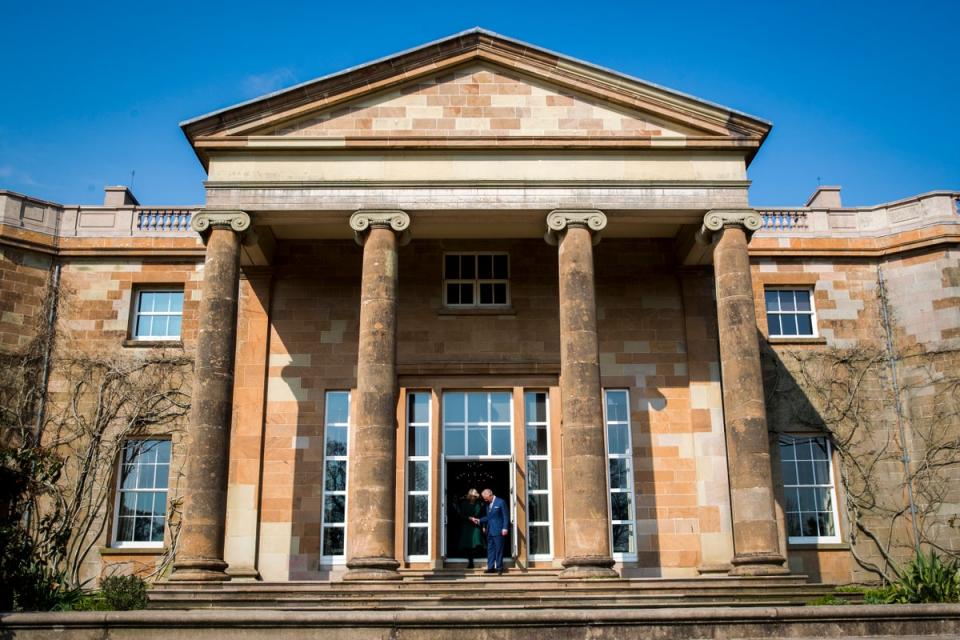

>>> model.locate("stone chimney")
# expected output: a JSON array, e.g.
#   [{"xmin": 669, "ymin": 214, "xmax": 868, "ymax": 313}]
[
  {"xmin": 805, "ymin": 185, "xmax": 842, "ymax": 208},
  {"xmin": 103, "ymin": 185, "xmax": 139, "ymax": 207}
]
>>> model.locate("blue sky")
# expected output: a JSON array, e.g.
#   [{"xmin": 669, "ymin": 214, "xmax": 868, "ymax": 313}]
[{"xmin": 1, "ymin": 0, "xmax": 957, "ymax": 207}]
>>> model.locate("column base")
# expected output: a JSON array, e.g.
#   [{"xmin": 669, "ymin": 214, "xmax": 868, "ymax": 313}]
[
  {"xmin": 559, "ymin": 555, "xmax": 619, "ymax": 580},
  {"xmin": 728, "ymin": 552, "xmax": 790, "ymax": 576},
  {"xmin": 168, "ymin": 558, "xmax": 231, "ymax": 582},
  {"xmin": 343, "ymin": 556, "xmax": 402, "ymax": 581},
  {"xmin": 226, "ymin": 565, "xmax": 261, "ymax": 581}
]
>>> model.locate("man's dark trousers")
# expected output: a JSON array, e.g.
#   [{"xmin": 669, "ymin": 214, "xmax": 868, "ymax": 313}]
[{"xmin": 487, "ymin": 528, "xmax": 505, "ymax": 571}]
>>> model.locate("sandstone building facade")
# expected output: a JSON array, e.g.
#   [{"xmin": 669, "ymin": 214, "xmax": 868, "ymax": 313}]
[{"xmin": 1, "ymin": 30, "xmax": 958, "ymax": 587}]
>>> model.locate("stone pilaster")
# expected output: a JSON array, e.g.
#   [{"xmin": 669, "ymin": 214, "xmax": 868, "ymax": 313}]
[
  {"xmin": 343, "ymin": 210, "xmax": 409, "ymax": 581},
  {"xmin": 170, "ymin": 210, "xmax": 250, "ymax": 582},
  {"xmin": 702, "ymin": 209, "xmax": 788, "ymax": 576},
  {"xmin": 547, "ymin": 209, "xmax": 618, "ymax": 580}
]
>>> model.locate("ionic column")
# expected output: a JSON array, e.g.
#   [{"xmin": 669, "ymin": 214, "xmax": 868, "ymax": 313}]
[
  {"xmin": 546, "ymin": 210, "xmax": 618, "ymax": 580},
  {"xmin": 701, "ymin": 210, "xmax": 788, "ymax": 576},
  {"xmin": 171, "ymin": 210, "xmax": 250, "ymax": 581},
  {"xmin": 343, "ymin": 210, "xmax": 410, "ymax": 581}
]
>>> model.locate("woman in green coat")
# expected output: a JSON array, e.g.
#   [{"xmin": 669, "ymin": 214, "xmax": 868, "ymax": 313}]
[{"xmin": 456, "ymin": 488, "xmax": 485, "ymax": 568}]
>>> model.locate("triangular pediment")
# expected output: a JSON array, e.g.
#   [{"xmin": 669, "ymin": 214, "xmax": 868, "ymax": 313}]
[
  {"xmin": 260, "ymin": 62, "xmax": 699, "ymax": 139},
  {"xmin": 182, "ymin": 29, "xmax": 771, "ymax": 164}
]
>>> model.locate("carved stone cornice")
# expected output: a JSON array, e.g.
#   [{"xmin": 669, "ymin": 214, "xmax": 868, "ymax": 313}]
[
  {"xmin": 696, "ymin": 209, "xmax": 763, "ymax": 244},
  {"xmin": 544, "ymin": 209, "xmax": 608, "ymax": 246},
  {"xmin": 191, "ymin": 210, "xmax": 252, "ymax": 244},
  {"xmin": 349, "ymin": 210, "xmax": 411, "ymax": 245}
]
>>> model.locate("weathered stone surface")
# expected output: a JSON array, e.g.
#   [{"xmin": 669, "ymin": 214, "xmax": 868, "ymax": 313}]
[
  {"xmin": 554, "ymin": 220, "xmax": 617, "ymax": 579},
  {"xmin": 170, "ymin": 224, "xmax": 244, "ymax": 581},
  {"xmin": 345, "ymin": 223, "xmax": 402, "ymax": 580},
  {"xmin": 712, "ymin": 223, "xmax": 787, "ymax": 576}
]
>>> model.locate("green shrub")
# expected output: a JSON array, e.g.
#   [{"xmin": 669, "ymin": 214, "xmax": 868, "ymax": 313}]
[
  {"xmin": 863, "ymin": 585, "xmax": 897, "ymax": 604},
  {"xmin": 886, "ymin": 551, "xmax": 960, "ymax": 604},
  {"xmin": 100, "ymin": 575, "xmax": 149, "ymax": 611},
  {"xmin": 807, "ymin": 594, "xmax": 850, "ymax": 606}
]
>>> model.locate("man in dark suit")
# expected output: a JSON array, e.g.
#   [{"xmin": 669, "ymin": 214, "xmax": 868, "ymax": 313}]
[{"xmin": 470, "ymin": 488, "xmax": 509, "ymax": 574}]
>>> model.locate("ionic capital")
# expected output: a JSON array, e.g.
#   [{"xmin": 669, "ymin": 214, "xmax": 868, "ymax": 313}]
[
  {"xmin": 349, "ymin": 210, "xmax": 411, "ymax": 246},
  {"xmin": 544, "ymin": 209, "xmax": 608, "ymax": 246},
  {"xmin": 697, "ymin": 209, "xmax": 762, "ymax": 244},
  {"xmin": 191, "ymin": 210, "xmax": 252, "ymax": 244}
]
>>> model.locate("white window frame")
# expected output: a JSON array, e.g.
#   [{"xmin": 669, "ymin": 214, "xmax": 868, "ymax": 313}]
[
  {"xmin": 111, "ymin": 439, "xmax": 171, "ymax": 549},
  {"xmin": 603, "ymin": 389, "xmax": 637, "ymax": 561},
  {"xmin": 405, "ymin": 391, "xmax": 432, "ymax": 562},
  {"xmin": 442, "ymin": 252, "xmax": 511, "ymax": 308},
  {"xmin": 764, "ymin": 287, "xmax": 818, "ymax": 338},
  {"xmin": 320, "ymin": 390, "xmax": 350, "ymax": 564},
  {"xmin": 131, "ymin": 288, "xmax": 184, "ymax": 341},
  {"xmin": 780, "ymin": 434, "xmax": 842, "ymax": 544},
  {"xmin": 442, "ymin": 391, "xmax": 514, "ymax": 459},
  {"xmin": 524, "ymin": 390, "xmax": 553, "ymax": 561}
]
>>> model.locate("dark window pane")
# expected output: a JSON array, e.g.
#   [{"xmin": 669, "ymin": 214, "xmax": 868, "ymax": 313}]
[
  {"xmin": 460, "ymin": 255, "xmax": 475, "ymax": 279},
  {"xmin": 121, "ymin": 464, "xmax": 138, "ymax": 490},
  {"xmin": 812, "ymin": 438, "xmax": 829, "ymax": 460},
  {"xmin": 801, "ymin": 513, "xmax": 819, "ymax": 537},
  {"xmin": 529, "ymin": 524, "xmax": 550, "ymax": 556},
  {"xmin": 467, "ymin": 393, "xmax": 486, "ymax": 423},
  {"xmin": 797, "ymin": 460, "xmax": 815, "ymax": 485},
  {"xmin": 813, "ymin": 460, "xmax": 831, "ymax": 485},
  {"xmin": 409, "ymin": 461, "xmax": 429, "ymax": 492},
  {"xmin": 493, "ymin": 254, "xmax": 508, "ymax": 279},
  {"xmin": 780, "ymin": 438, "xmax": 796, "ymax": 460},
  {"xmin": 612, "ymin": 524, "xmax": 633, "ymax": 553},
  {"xmin": 119, "ymin": 492, "xmax": 137, "ymax": 518},
  {"xmin": 325, "ymin": 426, "xmax": 347, "ymax": 457},
  {"xmin": 527, "ymin": 460, "xmax": 548, "ymax": 491},
  {"xmin": 611, "ymin": 492, "xmax": 630, "ymax": 521},
  {"xmin": 444, "ymin": 393, "xmax": 465, "ymax": 423},
  {"xmin": 325, "ymin": 460, "xmax": 346, "ymax": 492},
  {"xmin": 324, "ymin": 495, "xmax": 345, "ymax": 524},
  {"xmin": 786, "ymin": 513, "xmax": 802, "ymax": 537},
  {"xmin": 138, "ymin": 464, "xmax": 156, "ymax": 489},
  {"xmin": 408, "ymin": 494, "xmax": 428, "ymax": 524},
  {"xmin": 780, "ymin": 460, "xmax": 798, "ymax": 486},
  {"xmin": 491, "ymin": 427, "xmax": 511, "ymax": 455},
  {"xmin": 136, "ymin": 492, "xmax": 154, "ymax": 517},
  {"xmin": 781, "ymin": 314, "xmax": 798, "ymax": 335},
  {"xmin": 526, "ymin": 426, "xmax": 548, "ymax": 456},
  {"xmin": 477, "ymin": 254, "xmax": 492, "ymax": 279},
  {"xmin": 818, "ymin": 512, "xmax": 836, "ymax": 537},
  {"xmin": 323, "ymin": 527, "xmax": 344, "ymax": 556},
  {"xmin": 529, "ymin": 494, "xmax": 549, "ymax": 523},
  {"xmin": 767, "ymin": 314, "xmax": 781, "ymax": 335},
  {"xmin": 815, "ymin": 487, "xmax": 833, "ymax": 512},
  {"xmin": 785, "ymin": 487, "xmax": 799, "ymax": 513},
  {"xmin": 150, "ymin": 517, "xmax": 165, "ymax": 542},
  {"xmin": 796, "ymin": 439, "xmax": 814, "ymax": 460},
  {"xmin": 479, "ymin": 283, "xmax": 493, "ymax": 304},
  {"xmin": 459, "ymin": 284, "xmax": 474, "ymax": 305},
  {"xmin": 150, "ymin": 491, "xmax": 167, "ymax": 516},
  {"xmin": 117, "ymin": 517, "xmax": 134, "ymax": 542},
  {"xmin": 609, "ymin": 458, "xmax": 628, "ymax": 490},
  {"xmin": 797, "ymin": 314, "xmax": 813, "ymax": 336},
  {"xmin": 445, "ymin": 254, "xmax": 460, "ymax": 279},
  {"xmin": 764, "ymin": 290, "xmax": 780, "ymax": 312},
  {"xmin": 409, "ymin": 393, "xmax": 430, "ymax": 424},
  {"xmin": 134, "ymin": 517, "xmax": 152, "ymax": 542},
  {"xmin": 410, "ymin": 425, "xmax": 429, "ymax": 457},
  {"xmin": 446, "ymin": 283, "xmax": 460, "ymax": 305},
  {"xmin": 796, "ymin": 289, "xmax": 811, "ymax": 311},
  {"xmin": 779, "ymin": 290, "xmax": 796, "ymax": 311},
  {"xmin": 798, "ymin": 488, "xmax": 816, "ymax": 512},
  {"xmin": 407, "ymin": 526, "xmax": 427, "ymax": 556},
  {"xmin": 444, "ymin": 427, "xmax": 464, "ymax": 456},
  {"xmin": 607, "ymin": 424, "xmax": 629, "ymax": 454},
  {"xmin": 493, "ymin": 283, "xmax": 507, "ymax": 304}
]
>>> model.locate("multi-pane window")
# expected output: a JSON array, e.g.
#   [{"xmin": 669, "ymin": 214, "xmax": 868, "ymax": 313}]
[
  {"xmin": 406, "ymin": 392, "xmax": 431, "ymax": 561},
  {"xmin": 321, "ymin": 391, "xmax": 349, "ymax": 561},
  {"xmin": 443, "ymin": 253, "xmax": 509, "ymax": 307},
  {"xmin": 113, "ymin": 440, "xmax": 170, "ymax": 547},
  {"xmin": 132, "ymin": 289, "xmax": 184, "ymax": 340},
  {"xmin": 780, "ymin": 435, "xmax": 841, "ymax": 543},
  {"xmin": 442, "ymin": 391, "xmax": 512, "ymax": 456},
  {"xmin": 765, "ymin": 288, "xmax": 816, "ymax": 338},
  {"xmin": 524, "ymin": 391, "xmax": 552, "ymax": 559},
  {"xmin": 604, "ymin": 389, "xmax": 636, "ymax": 557}
]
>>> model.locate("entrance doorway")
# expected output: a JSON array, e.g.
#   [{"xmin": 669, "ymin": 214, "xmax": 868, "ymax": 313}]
[{"xmin": 444, "ymin": 460, "xmax": 511, "ymax": 560}]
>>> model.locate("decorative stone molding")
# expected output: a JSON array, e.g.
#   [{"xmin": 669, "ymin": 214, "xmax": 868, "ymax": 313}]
[
  {"xmin": 191, "ymin": 210, "xmax": 251, "ymax": 243},
  {"xmin": 544, "ymin": 209, "xmax": 608, "ymax": 245},
  {"xmin": 349, "ymin": 210, "xmax": 411, "ymax": 245},
  {"xmin": 697, "ymin": 209, "xmax": 762, "ymax": 244}
]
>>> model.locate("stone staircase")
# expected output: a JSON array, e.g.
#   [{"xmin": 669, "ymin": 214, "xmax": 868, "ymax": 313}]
[{"xmin": 149, "ymin": 569, "xmax": 843, "ymax": 610}]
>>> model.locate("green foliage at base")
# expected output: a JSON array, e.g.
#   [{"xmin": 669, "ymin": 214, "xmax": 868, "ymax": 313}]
[
  {"xmin": 100, "ymin": 575, "xmax": 149, "ymax": 610},
  {"xmin": 882, "ymin": 551, "xmax": 960, "ymax": 604},
  {"xmin": 807, "ymin": 594, "xmax": 851, "ymax": 606}
]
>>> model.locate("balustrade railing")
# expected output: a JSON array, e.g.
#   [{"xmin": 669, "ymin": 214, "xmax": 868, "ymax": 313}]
[
  {"xmin": 136, "ymin": 209, "xmax": 194, "ymax": 233},
  {"xmin": 759, "ymin": 209, "xmax": 808, "ymax": 231}
]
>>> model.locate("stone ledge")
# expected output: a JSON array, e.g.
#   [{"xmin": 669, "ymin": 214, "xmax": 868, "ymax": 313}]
[
  {"xmin": 437, "ymin": 306, "xmax": 516, "ymax": 316},
  {"xmin": 122, "ymin": 339, "xmax": 185, "ymax": 349},
  {"xmin": 767, "ymin": 336, "xmax": 828, "ymax": 346},
  {"xmin": 4, "ymin": 604, "xmax": 960, "ymax": 639},
  {"xmin": 99, "ymin": 546, "xmax": 167, "ymax": 556}
]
